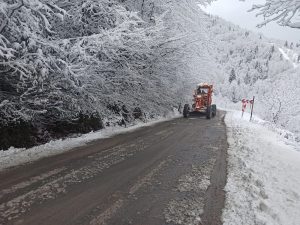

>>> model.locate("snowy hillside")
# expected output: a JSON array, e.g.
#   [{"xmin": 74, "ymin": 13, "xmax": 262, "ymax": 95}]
[{"xmin": 200, "ymin": 13, "xmax": 300, "ymax": 136}]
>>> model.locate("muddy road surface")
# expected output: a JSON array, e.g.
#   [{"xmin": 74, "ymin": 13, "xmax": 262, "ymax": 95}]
[{"xmin": 0, "ymin": 112, "xmax": 228, "ymax": 225}]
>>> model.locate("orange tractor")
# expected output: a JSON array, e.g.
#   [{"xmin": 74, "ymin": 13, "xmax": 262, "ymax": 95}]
[{"xmin": 183, "ymin": 83, "xmax": 217, "ymax": 119}]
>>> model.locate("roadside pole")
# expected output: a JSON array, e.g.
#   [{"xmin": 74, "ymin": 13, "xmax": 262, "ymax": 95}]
[
  {"xmin": 242, "ymin": 99, "xmax": 246, "ymax": 118},
  {"xmin": 250, "ymin": 96, "xmax": 255, "ymax": 121}
]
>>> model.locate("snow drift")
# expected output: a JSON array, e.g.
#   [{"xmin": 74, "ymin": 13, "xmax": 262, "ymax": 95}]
[{"xmin": 223, "ymin": 111, "xmax": 300, "ymax": 225}]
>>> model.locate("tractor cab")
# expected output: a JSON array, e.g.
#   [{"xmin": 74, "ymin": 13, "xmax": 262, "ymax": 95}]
[
  {"xmin": 195, "ymin": 83, "xmax": 213, "ymax": 94},
  {"xmin": 196, "ymin": 86, "xmax": 208, "ymax": 95}
]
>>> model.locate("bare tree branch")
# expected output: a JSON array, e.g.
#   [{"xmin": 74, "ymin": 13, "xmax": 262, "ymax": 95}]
[{"xmin": 249, "ymin": 0, "xmax": 300, "ymax": 29}]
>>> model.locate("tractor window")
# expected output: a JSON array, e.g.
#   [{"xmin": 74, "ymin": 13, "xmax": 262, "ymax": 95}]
[{"xmin": 197, "ymin": 87, "xmax": 208, "ymax": 95}]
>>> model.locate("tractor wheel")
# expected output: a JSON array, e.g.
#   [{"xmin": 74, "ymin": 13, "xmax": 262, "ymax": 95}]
[
  {"xmin": 212, "ymin": 104, "xmax": 217, "ymax": 117},
  {"xmin": 183, "ymin": 104, "xmax": 190, "ymax": 118},
  {"xmin": 206, "ymin": 106, "xmax": 212, "ymax": 119}
]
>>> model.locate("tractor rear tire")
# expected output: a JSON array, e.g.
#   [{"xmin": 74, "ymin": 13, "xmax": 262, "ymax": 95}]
[
  {"xmin": 206, "ymin": 106, "xmax": 212, "ymax": 119},
  {"xmin": 212, "ymin": 104, "xmax": 217, "ymax": 117},
  {"xmin": 183, "ymin": 104, "xmax": 190, "ymax": 118}
]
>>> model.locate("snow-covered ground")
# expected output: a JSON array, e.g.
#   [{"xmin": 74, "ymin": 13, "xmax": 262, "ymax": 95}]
[
  {"xmin": 0, "ymin": 111, "xmax": 180, "ymax": 171},
  {"xmin": 223, "ymin": 111, "xmax": 300, "ymax": 225}
]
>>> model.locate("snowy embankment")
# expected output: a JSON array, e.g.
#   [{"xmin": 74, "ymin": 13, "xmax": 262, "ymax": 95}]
[
  {"xmin": 0, "ymin": 111, "xmax": 180, "ymax": 171},
  {"xmin": 223, "ymin": 111, "xmax": 300, "ymax": 225}
]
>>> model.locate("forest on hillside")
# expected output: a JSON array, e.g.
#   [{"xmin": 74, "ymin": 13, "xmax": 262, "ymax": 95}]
[
  {"xmin": 202, "ymin": 15, "xmax": 300, "ymax": 136},
  {"xmin": 1, "ymin": 0, "xmax": 299, "ymax": 150}
]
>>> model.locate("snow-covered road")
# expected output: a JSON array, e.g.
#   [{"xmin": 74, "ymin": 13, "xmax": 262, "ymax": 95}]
[
  {"xmin": 223, "ymin": 111, "xmax": 300, "ymax": 225},
  {"xmin": 1, "ymin": 109, "xmax": 299, "ymax": 225},
  {"xmin": 0, "ymin": 112, "xmax": 227, "ymax": 225}
]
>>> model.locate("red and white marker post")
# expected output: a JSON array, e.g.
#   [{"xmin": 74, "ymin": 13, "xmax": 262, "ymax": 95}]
[
  {"xmin": 241, "ymin": 99, "xmax": 248, "ymax": 118},
  {"xmin": 241, "ymin": 96, "xmax": 255, "ymax": 121}
]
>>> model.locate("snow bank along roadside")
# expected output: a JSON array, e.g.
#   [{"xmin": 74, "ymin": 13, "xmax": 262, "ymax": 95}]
[
  {"xmin": 223, "ymin": 111, "xmax": 300, "ymax": 225},
  {"xmin": 0, "ymin": 111, "xmax": 180, "ymax": 172}
]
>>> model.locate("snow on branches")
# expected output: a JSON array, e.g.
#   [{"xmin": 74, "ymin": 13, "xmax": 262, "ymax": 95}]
[
  {"xmin": 0, "ymin": 0, "xmax": 189, "ymax": 128},
  {"xmin": 0, "ymin": 0, "xmax": 66, "ymax": 78},
  {"xmin": 0, "ymin": 0, "xmax": 220, "ymax": 147},
  {"xmin": 0, "ymin": 0, "xmax": 69, "ymax": 125},
  {"xmin": 250, "ymin": 0, "xmax": 300, "ymax": 29}
]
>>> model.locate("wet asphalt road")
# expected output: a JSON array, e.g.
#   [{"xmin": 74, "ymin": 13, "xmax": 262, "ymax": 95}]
[{"xmin": 0, "ymin": 112, "xmax": 228, "ymax": 225}]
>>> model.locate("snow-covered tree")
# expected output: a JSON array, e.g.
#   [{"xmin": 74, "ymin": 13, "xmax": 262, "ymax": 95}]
[
  {"xmin": 0, "ymin": 0, "xmax": 67, "ymax": 122},
  {"xmin": 250, "ymin": 0, "xmax": 300, "ymax": 29},
  {"xmin": 1, "ymin": 0, "xmax": 214, "ymax": 149},
  {"xmin": 1, "ymin": 0, "xmax": 299, "ymax": 149},
  {"xmin": 0, "ymin": 0, "xmax": 66, "ymax": 64},
  {"xmin": 229, "ymin": 68, "xmax": 236, "ymax": 83}
]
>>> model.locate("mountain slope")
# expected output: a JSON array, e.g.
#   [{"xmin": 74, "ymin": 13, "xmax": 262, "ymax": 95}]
[{"xmin": 200, "ymin": 12, "xmax": 300, "ymax": 136}]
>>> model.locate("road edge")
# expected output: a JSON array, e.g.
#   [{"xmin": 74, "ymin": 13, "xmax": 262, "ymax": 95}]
[{"xmin": 201, "ymin": 112, "xmax": 228, "ymax": 225}]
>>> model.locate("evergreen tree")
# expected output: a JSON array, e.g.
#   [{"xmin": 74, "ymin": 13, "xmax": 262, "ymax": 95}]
[
  {"xmin": 254, "ymin": 45, "xmax": 259, "ymax": 54},
  {"xmin": 229, "ymin": 68, "xmax": 236, "ymax": 83},
  {"xmin": 244, "ymin": 72, "xmax": 251, "ymax": 85},
  {"xmin": 270, "ymin": 45, "xmax": 275, "ymax": 53}
]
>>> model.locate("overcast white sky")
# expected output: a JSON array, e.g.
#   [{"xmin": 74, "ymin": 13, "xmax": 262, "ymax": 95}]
[{"xmin": 201, "ymin": 0, "xmax": 300, "ymax": 43}]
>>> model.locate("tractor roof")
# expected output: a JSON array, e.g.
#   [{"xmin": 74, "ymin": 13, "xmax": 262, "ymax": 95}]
[{"xmin": 197, "ymin": 83, "xmax": 213, "ymax": 88}]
